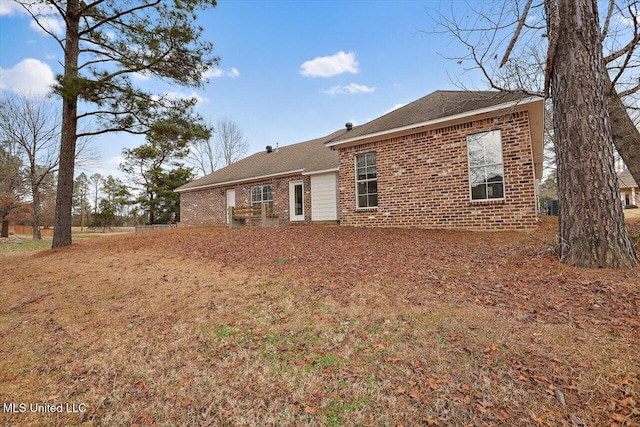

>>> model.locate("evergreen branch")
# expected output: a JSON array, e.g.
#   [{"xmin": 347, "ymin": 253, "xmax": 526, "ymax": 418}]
[{"xmin": 78, "ymin": 1, "xmax": 162, "ymax": 37}]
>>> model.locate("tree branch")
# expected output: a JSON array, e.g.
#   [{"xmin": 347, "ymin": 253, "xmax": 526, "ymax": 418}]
[
  {"xmin": 500, "ymin": 0, "xmax": 534, "ymax": 67},
  {"xmin": 544, "ymin": 0, "xmax": 560, "ymax": 98},
  {"xmin": 78, "ymin": 1, "xmax": 162, "ymax": 37},
  {"xmin": 601, "ymin": 0, "xmax": 616, "ymax": 41}
]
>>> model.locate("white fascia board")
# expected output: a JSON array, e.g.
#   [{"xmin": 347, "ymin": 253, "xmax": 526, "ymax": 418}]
[
  {"xmin": 302, "ymin": 168, "xmax": 339, "ymax": 176},
  {"xmin": 174, "ymin": 169, "xmax": 305, "ymax": 193},
  {"xmin": 325, "ymin": 96, "xmax": 543, "ymax": 148}
]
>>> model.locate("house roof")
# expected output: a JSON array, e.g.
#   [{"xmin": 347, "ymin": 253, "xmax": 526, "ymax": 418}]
[
  {"xmin": 325, "ymin": 90, "xmax": 545, "ymax": 178},
  {"xmin": 326, "ymin": 90, "xmax": 540, "ymax": 146},
  {"xmin": 619, "ymin": 169, "xmax": 638, "ymax": 189},
  {"xmin": 175, "ymin": 129, "xmax": 344, "ymax": 192}
]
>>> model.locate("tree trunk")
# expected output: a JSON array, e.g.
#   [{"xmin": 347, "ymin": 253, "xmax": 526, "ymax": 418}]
[
  {"xmin": 80, "ymin": 202, "xmax": 85, "ymax": 231},
  {"xmin": 1, "ymin": 219, "xmax": 8, "ymax": 238},
  {"xmin": 606, "ymin": 73, "xmax": 640, "ymax": 184},
  {"xmin": 551, "ymin": 0, "xmax": 638, "ymax": 268},
  {"xmin": 52, "ymin": 0, "xmax": 80, "ymax": 249},
  {"xmin": 148, "ymin": 191, "xmax": 155, "ymax": 225},
  {"xmin": 32, "ymin": 184, "xmax": 42, "ymax": 240}
]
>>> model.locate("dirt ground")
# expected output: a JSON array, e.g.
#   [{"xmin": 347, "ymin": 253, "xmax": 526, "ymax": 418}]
[{"xmin": 0, "ymin": 218, "xmax": 638, "ymax": 426}]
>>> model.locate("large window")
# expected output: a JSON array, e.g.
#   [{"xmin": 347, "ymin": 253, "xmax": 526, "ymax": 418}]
[
  {"xmin": 355, "ymin": 152, "xmax": 378, "ymax": 208},
  {"xmin": 251, "ymin": 185, "xmax": 273, "ymax": 209},
  {"xmin": 467, "ymin": 130, "xmax": 504, "ymax": 200}
]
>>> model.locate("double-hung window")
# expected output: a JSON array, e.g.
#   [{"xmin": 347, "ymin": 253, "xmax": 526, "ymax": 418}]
[
  {"xmin": 467, "ymin": 130, "xmax": 505, "ymax": 200},
  {"xmin": 251, "ymin": 184, "xmax": 273, "ymax": 210},
  {"xmin": 355, "ymin": 152, "xmax": 378, "ymax": 208}
]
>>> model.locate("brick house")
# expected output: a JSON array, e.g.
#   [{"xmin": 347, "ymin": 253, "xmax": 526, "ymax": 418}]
[
  {"xmin": 177, "ymin": 90, "xmax": 544, "ymax": 230},
  {"xmin": 324, "ymin": 90, "xmax": 544, "ymax": 230},
  {"xmin": 618, "ymin": 169, "xmax": 638, "ymax": 207},
  {"xmin": 175, "ymin": 131, "xmax": 345, "ymax": 226}
]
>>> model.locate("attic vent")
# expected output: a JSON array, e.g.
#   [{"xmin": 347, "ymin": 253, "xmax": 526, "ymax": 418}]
[
  {"xmin": 345, "ymin": 122, "xmax": 353, "ymax": 131},
  {"xmin": 266, "ymin": 145, "xmax": 273, "ymax": 153}
]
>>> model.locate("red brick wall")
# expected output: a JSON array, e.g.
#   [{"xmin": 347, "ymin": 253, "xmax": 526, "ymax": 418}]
[
  {"xmin": 338, "ymin": 111, "xmax": 539, "ymax": 230},
  {"xmin": 179, "ymin": 173, "xmax": 313, "ymax": 227}
]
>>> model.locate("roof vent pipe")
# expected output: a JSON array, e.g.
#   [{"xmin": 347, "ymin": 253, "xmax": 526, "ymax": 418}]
[
  {"xmin": 346, "ymin": 122, "xmax": 353, "ymax": 131},
  {"xmin": 266, "ymin": 145, "xmax": 273, "ymax": 153}
]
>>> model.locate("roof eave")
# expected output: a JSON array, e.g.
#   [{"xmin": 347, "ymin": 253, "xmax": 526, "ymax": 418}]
[
  {"xmin": 174, "ymin": 169, "xmax": 305, "ymax": 193},
  {"xmin": 302, "ymin": 167, "xmax": 339, "ymax": 176},
  {"xmin": 325, "ymin": 96, "xmax": 544, "ymax": 149}
]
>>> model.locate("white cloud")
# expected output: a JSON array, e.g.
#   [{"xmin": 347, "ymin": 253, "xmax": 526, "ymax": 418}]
[
  {"xmin": 132, "ymin": 71, "xmax": 151, "ymax": 81},
  {"xmin": 0, "ymin": 58, "xmax": 56, "ymax": 97},
  {"xmin": 203, "ymin": 67, "xmax": 240, "ymax": 79},
  {"xmin": 30, "ymin": 15, "xmax": 65, "ymax": 37},
  {"xmin": 1, "ymin": 1, "xmax": 65, "ymax": 36},
  {"xmin": 0, "ymin": 0, "xmax": 23, "ymax": 15},
  {"xmin": 300, "ymin": 51, "xmax": 359, "ymax": 77},
  {"xmin": 323, "ymin": 83, "xmax": 375, "ymax": 96}
]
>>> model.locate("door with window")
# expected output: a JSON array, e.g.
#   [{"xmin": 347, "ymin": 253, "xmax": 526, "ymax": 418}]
[
  {"xmin": 289, "ymin": 181, "xmax": 304, "ymax": 221},
  {"xmin": 226, "ymin": 189, "xmax": 235, "ymax": 224}
]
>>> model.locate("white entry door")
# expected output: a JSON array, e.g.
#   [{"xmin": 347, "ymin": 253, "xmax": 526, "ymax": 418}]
[
  {"xmin": 226, "ymin": 189, "xmax": 235, "ymax": 223},
  {"xmin": 289, "ymin": 181, "xmax": 304, "ymax": 221}
]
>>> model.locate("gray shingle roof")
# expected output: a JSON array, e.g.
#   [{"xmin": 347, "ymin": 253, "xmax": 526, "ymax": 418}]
[
  {"xmin": 175, "ymin": 129, "xmax": 344, "ymax": 192},
  {"xmin": 619, "ymin": 169, "xmax": 638, "ymax": 188},
  {"xmin": 177, "ymin": 90, "xmax": 542, "ymax": 193},
  {"xmin": 326, "ymin": 90, "xmax": 534, "ymax": 145}
]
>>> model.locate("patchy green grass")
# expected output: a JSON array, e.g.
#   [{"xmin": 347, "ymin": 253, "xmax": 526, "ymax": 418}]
[{"xmin": 0, "ymin": 238, "xmax": 51, "ymax": 256}]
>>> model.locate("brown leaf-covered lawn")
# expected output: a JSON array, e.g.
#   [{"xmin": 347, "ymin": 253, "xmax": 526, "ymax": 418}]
[{"xmin": 1, "ymin": 218, "xmax": 638, "ymax": 426}]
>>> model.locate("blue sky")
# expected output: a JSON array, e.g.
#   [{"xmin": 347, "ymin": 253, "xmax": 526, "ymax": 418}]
[{"xmin": 0, "ymin": 0, "xmax": 484, "ymax": 179}]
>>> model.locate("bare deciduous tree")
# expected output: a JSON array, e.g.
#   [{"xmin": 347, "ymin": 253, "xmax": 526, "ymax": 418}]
[
  {"xmin": 0, "ymin": 94, "xmax": 94, "ymax": 240},
  {"xmin": 0, "ymin": 95, "xmax": 60, "ymax": 240},
  {"xmin": 0, "ymin": 140, "xmax": 26, "ymax": 237},
  {"xmin": 187, "ymin": 117, "xmax": 248, "ymax": 176},
  {"xmin": 188, "ymin": 134, "xmax": 217, "ymax": 177},
  {"xmin": 430, "ymin": 0, "xmax": 638, "ymax": 268},
  {"xmin": 216, "ymin": 118, "xmax": 248, "ymax": 168},
  {"xmin": 430, "ymin": 0, "xmax": 640, "ymax": 185}
]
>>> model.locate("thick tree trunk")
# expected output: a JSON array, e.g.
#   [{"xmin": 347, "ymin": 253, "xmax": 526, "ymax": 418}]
[
  {"xmin": 1, "ymin": 219, "xmax": 8, "ymax": 238},
  {"xmin": 606, "ymin": 73, "xmax": 640, "ymax": 184},
  {"xmin": 551, "ymin": 0, "xmax": 638, "ymax": 268},
  {"xmin": 32, "ymin": 184, "xmax": 41, "ymax": 240},
  {"xmin": 52, "ymin": 0, "xmax": 80, "ymax": 249}
]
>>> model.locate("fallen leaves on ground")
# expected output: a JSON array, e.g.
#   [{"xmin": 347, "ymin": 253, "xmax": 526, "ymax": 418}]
[{"xmin": 0, "ymin": 217, "xmax": 638, "ymax": 426}]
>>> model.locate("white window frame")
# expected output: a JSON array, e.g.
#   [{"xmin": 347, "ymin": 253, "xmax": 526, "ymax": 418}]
[
  {"xmin": 467, "ymin": 130, "xmax": 505, "ymax": 201},
  {"xmin": 251, "ymin": 184, "xmax": 273, "ymax": 209},
  {"xmin": 355, "ymin": 152, "xmax": 378, "ymax": 209},
  {"xmin": 289, "ymin": 181, "xmax": 305, "ymax": 221}
]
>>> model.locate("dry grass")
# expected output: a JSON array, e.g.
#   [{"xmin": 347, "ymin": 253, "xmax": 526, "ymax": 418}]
[{"xmin": 0, "ymin": 218, "xmax": 638, "ymax": 426}]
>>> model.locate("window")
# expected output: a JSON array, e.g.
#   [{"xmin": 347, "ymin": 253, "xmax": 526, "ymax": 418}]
[
  {"xmin": 467, "ymin": 130, "xmax": 504, "ymax": 200},
  {"xmin": 251, "ymin": 185, "xmax": 273, "ymax": 209},
  {"xmin": 355, "ymin": 152, "xmax": 378, "ymax": 208}
]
